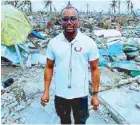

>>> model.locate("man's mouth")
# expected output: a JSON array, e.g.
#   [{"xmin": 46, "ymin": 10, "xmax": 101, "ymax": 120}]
[
  {"xmin": 66, "ymin": 26, "xmax": 73, "ymax": 29},
  {"xmin": 67, "ymin": 27, "xmax": 73, "ymax": 29},
  {"xmin": 64, "ymin": 25, "xmax": 74, "ymax": 32}
]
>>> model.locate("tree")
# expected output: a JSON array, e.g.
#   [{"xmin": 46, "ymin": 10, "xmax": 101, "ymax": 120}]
[
  {"xmin": 110, "ymin": 0, "xmax": 118, "ymax": 15},
  {"xmin": 87, "ymin": 4, "xmax": 89, "ymax": 15},
  {"xmin": 130, "ymin": 1, "xmax": 134, "ymax": 14},
  {"xmin": 44, "ymin": 0, "xmax": 52, "ymax": 13},
  {"xmin": 2, "ymin": 0, "xmax": 32, "ymax": 13},
  {"xmin": 118, "ymin": 0, "xmax": 121, "ymax": 15},
  {"xmin": 126, "ymin": 0, "xmax": 131, "ymax": 14}
]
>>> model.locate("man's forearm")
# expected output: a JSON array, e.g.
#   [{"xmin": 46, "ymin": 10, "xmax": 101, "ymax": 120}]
[
  {"xmin": 91, "ymin": 68, "xmax": 100, "ymax": 92},
  {"xmin": 44, "ymin": 67, "xmax": 53, "ymax": 92}
]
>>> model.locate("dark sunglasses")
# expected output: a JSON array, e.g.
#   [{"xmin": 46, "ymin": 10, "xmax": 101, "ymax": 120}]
[{"xmin": 62, "ymin": 17, "xmax": 78, "ymax": 22}]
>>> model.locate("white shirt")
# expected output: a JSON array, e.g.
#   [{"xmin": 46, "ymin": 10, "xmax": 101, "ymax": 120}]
[{"xmin": 46, "ymin": 30, "xmax": 99, "ymax": 99}]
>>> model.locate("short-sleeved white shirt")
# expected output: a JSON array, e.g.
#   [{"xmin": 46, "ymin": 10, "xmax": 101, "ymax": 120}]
[{"xmin": 46, "ymin": 30, "xmax": 99, "ymax": 99}]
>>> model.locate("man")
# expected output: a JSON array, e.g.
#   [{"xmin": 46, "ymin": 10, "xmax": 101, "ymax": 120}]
[{"xmin": 41, "ymin": 2, "xmax": 100, "ymax": 124}]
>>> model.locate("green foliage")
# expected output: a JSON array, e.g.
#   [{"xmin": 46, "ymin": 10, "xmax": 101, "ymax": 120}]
[{"xmin": 103, "ymin": 20, "xmax": 109, "ymax": 29}]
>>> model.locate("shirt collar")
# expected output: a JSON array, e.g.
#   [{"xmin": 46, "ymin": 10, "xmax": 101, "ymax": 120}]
[{"xmin": 61, "ymin": 29, "xmax": 81, "ymax": 44}]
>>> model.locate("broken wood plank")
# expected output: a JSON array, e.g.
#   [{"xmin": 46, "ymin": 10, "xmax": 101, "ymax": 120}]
[{"xmin": 98, "ymin": 96, "xmax": 129, "ymax": 125}]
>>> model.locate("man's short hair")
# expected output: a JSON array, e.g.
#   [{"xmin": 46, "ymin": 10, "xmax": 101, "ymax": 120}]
[{"xmin": 61, "ymin": 2, "xmax": 79, "ymax": 17}]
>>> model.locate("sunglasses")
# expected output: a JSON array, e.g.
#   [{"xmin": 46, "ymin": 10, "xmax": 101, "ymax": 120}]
[{"xmin": 62, "ymin": 17, "xmax": 78, "ymax": 22}]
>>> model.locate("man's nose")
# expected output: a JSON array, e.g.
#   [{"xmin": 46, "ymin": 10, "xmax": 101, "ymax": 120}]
[{"xmin": 67, "ymin": 19, "xmax": 72, "ymax": 24}]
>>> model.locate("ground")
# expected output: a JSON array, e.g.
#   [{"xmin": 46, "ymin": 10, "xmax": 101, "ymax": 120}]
[{"xmin": 1, "ymin": 65, "xmax": 116, "ymax": 124}]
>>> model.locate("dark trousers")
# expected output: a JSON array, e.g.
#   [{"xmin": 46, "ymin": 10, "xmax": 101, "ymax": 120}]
[{"xmin": 54, "ymin": 95, "xmax": 89, "ymax": 124}]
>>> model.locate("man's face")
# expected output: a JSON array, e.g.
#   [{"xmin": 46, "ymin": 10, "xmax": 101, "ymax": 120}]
[{"xmin": 61, "ymin": 8, "xmax": 79, "ymax": 33}]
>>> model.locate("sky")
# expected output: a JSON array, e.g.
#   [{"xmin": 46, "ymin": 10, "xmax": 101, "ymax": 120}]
[{"xmin": 31, "ymin": 0, "xmax": 140, "ymax": 13}]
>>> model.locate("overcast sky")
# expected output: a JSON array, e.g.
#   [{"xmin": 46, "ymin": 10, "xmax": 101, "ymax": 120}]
[{"xmin": 31, "ymin": 0, "xmax": 140, "ymax": 13}]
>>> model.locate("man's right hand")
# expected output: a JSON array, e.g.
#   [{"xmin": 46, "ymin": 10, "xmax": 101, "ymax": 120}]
[{"xmin": 40, "ymin": 91, "xmax": 50, "ymax": 107}]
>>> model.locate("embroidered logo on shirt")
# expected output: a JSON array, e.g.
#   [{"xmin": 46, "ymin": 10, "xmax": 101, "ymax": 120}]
[{"xmin": 74, "ymin": 46, "xmax": 82, "ymax": 52}]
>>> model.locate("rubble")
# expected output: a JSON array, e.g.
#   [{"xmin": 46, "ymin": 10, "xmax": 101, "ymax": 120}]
[
  {"xmin": 94, "ymin": 29, "xmax": 122, "ymax": 38},
  {"xmin": 129, "ymin": 85, "xmax": 140, "ymax": 91},
  {"xmin": 1, "ymin": 4, "xmax": 140, "ymax": 124},
  {"xmin": 99, "ymin": 67, "xmax": 121, "ymax": 87},
  {"xmin": 136, "ymin": 76, "xmax": 140, "ymax": 84},
  {"xmin": 98, "ymin": 83, "xmax": 140, "ymax": 124},
  {"xmin": 122, "ymin": 28, "xmax": 140, "ymax": 38},
  {"xmin": 111, "ymin": 60, "xmax": 140, "ymax": 71}
]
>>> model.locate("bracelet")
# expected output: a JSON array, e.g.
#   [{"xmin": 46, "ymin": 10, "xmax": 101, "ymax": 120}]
[{"xmin": 92, "ymin": 91, "xmax": 98, "ymax": 96}]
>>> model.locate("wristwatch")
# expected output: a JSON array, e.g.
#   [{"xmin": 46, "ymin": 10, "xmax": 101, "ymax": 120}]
[{"xmin": 92, "ymin": 91, "xmax": 98, "ymax": 96}]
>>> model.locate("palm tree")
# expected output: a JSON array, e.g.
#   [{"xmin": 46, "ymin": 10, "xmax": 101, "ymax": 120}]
[
  {"xmin": 24, "ymin": 0, "xmax": 32, "ymax": 13},
  {"xmin": 2, "ymin": 0, "xmax": 18, "ymax": 7},
  {"xmin": 110, "ymin": 0, "xmax": 118, "ymax": 15},
  {"xmin": 130, "ymin": 1, "xmax": 134, "ymax": 14},
  {"xmin": 44, "ymin": 0, "xmax": 52, "ymax": 13},
  {"xmin": 118, "ymin": 0, "xmax": 121, "ymax": 15},
  {"xmin": 2, "ymin": 0, "xmax": 32, "ymax": 13},
  {"xmin": 53, "ymin": 5, "xmax": 57, "ymax": 14},
  {"xmin": 126, "ymin": 0, "xmax": 131, "ymax": 14},
  {"xmin": 87, "ymin": 4, "xmax": 89, "ymax": 15}
]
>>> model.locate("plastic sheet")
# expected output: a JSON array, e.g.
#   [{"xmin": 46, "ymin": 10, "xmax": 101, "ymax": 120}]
[
  {"xmin": 31, "ymin": 30, "xmax": 46, "ymax": 40},
  {"xmin": 1, "ymin": 44, "xmax": 19, "ymax": 64},
  {"xmin": 111, "ymin": 60, "xmax": 140, "ymax": 71}
]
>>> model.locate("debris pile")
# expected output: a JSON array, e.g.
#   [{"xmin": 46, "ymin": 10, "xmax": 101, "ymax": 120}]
[{"xmin": 1, "ymin": 9, "xmax": 140, "ymax": 124}]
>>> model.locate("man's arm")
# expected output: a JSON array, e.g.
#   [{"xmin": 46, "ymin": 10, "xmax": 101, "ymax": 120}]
[
  {"xmin": 89, "ymin": 59, "xmax": 100, "ymax": 110},
  {"xmin": 41, "ymin": 58, "xmax": 54, "ymax": 106},
  {"xmin": 90, "ymin": 59, "xmax": 100, "ymax": 93},
  {"xmin": 44, "ymin": 58, "xmax": 54, "ymax": 92}
]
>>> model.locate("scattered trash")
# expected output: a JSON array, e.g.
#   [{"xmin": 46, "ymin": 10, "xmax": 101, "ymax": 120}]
[
  {"xmin": 99, "ymin": 67, "xmax": 120, "ymax": 87},
  {"xmin": 123, "ymin": 46, "xmax": 138, "ymax": 53},
  {"xmin": 2, "ymin": 78, "xmax": 14, "ymax": 88},
  {"xmin": 129, "ymin": 86, "xmax": 140, "ymax": 91},
  {"xmin": 1, "ymin": 2, "xmax": 140, "ymax": 124},
  {"xmin": 1, "ymin": 45, "xmax": 20, "ymax": 64},
  {"xmin": 136, "ymin": 76, "xmax": 140, "ymax": 84},
  {"xmin": 111, "ymin": 60, "xmax": 140, "ymax": 71},
  {"xmin": 31, "ymin": 52, "xmax": 46, "ymax": 65},
  {"xmin": 125, "ymin": 51, "xmax": 139, "ymax": 59},
  {"xmin": 130, "ymin": 71, "xmax": 140, "ymax": 77},
  {"xmin": 94, "ymin": 29, "xmax": 122, "ymax": 38},
  {"xmin": 99, "ymin": 42, "xmax": 125, "ymax": 66},
  {"xmin": 30, "ymin": 30, "xmax": 46, "ymax": 40}
]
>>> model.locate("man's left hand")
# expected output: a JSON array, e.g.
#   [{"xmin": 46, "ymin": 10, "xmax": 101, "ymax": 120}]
[{"xmin": 91, "ymin": 95, "xmax": 99, "ymax": 110}]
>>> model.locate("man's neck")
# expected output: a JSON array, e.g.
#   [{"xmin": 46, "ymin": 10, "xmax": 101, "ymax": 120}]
[{"xmin": 64, "ymin": 30, "xmax": 78, "ymax": 42}]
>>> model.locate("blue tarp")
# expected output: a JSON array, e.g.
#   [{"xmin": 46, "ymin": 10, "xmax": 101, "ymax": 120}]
[
  {"xmin": 99, "ymin": 42, "xmax": 124, "ymax": 66},
  {"xmin": 99, "ymin": 42, "xmax": 123, "ymax": 56},
  {"xmin": 111, "ymin": 60, "xmax": 140, "ymax": 71},
  {"xmin": 1, "ymin": 44, "xmax": 20, "ymax": 64},
  {"xmin": 31, "ymin": 30, "xmax": 46, "ymax": 40},
  {"xmin": 99, "ymin": 56, "xmax": 109, "ymax": 66}
]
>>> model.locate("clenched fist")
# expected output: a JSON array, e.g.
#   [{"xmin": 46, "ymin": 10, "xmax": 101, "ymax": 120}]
[
  {"xmin": 40, "ymin": 91, "xmax": 50, "ymax": 107},
  {"xmin": 91, "ymin": 95, "xmax": 99, "ymax": 110}
]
